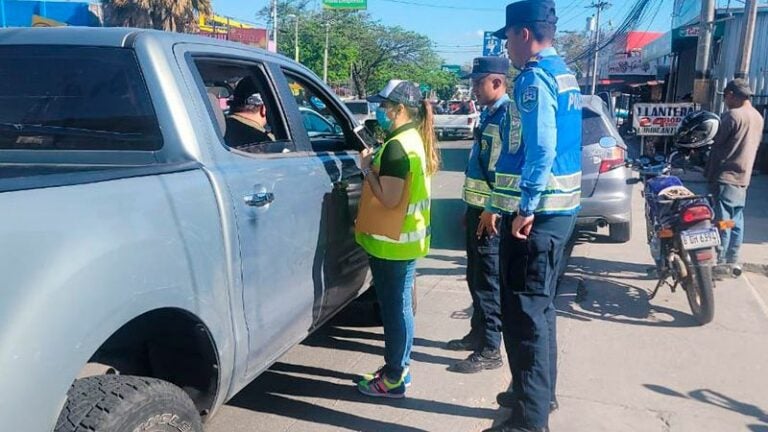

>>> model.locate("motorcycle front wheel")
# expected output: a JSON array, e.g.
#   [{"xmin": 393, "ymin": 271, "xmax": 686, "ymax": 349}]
[{"xmin": 682, "ymin": 253, "xmax": 715, "ymax": 325}]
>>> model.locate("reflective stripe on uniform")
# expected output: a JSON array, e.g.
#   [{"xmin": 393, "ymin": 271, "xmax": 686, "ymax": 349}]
[
  {"xmin": 407, "ymin": 198, "xmax": 431, "ymax": 215},
  {"xmin": 483, "ymin": 123, "xmax": 504, "ymax": 170},
  {"xmin": 463, "ymin": 189, "xmax": 490, "ymax": 208},
  {"xmin": 538, "ymin": 191, "xmax": 581, "ymax": 212},
  {"xmin": 371, "ymin": 227, "xmax": 430, "ymax": 244},
  {"xmin": 492, "ymin": 190, "xmax": 581, "ymax": 214},
  {"xmin": 555, "ymin": 74, "xmax": 580, "ymax": 94},
  {"xmin": 492, "ymin": 193, "xmax": 520, "ymax": 213},
  {"xmin": 464, "ymin": 177, "xmax": 492, "ymax": 194},
  {"xmin": 495, "ymin": 172, "xmax": 582, "ymax": 193}
]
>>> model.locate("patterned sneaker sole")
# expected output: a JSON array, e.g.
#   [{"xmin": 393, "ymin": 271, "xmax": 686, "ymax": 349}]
[
  {"xmin": 360, "ymin": 373, "xmax": 412, "ymax": 387},
  {"xmin": 357, "ymin": 385, "xmax": 406, "ymax": 399}
]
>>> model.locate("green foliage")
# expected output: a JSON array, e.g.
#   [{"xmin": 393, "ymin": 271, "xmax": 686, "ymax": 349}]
[
  {"xmin": 102, "ymin": 0, "xmax": 211, "ymax": 32},
  {"xmin": 259, "ymin": 1, "xmax": 459, "ymax": 98},
  {"xmin": 554, "ymin": 30, "xmax": 592, "ymax": 79}
]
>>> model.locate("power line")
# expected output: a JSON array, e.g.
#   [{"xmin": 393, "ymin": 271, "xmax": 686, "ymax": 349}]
[{"xmin": 377, "ymin": 0, "xmax": 498, "ymax": 12}]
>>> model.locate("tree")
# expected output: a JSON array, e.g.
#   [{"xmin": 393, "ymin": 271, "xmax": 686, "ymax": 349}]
[
  {"xmin": 555, "ymin": 30, "xmax": 591, "ymax": 79},
  {"xmin": 258, "ymin": 2, "xmax": 457, "ymax": 98},
  {"xmin": 350, "ymin": 24, "xmax": 434, "ymax": 98},
  {"xmin": 102, "ymin": 0, "xmax": 211, "ymax": 32}
]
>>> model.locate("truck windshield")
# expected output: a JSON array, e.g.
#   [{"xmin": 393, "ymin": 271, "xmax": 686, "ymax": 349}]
[{"xmin": 0, "ymin": 46, "xmax": 162, "ymax": 151}]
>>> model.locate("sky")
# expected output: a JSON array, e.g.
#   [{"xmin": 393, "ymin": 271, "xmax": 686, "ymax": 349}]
[{"xmin": 208, "ymin": 0, "xmax": 677, "ymax": 65}]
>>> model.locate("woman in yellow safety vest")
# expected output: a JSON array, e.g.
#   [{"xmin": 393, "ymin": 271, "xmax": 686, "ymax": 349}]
[{"xmin": 355, "ymin": 80, "xmax": 439, "ymax": 398}]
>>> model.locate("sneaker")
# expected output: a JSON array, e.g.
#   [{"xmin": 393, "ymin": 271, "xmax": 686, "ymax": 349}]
[
  {"xmin": 357, "ymin": 374, "xmax": 406, "ymax": 399},
  {"xmin": 448, "ymin": 348, "xmax": 503, "ymax": 373},
  {"xmin": 713, "ymin": 264, "xmax": 730, "ymax": 281},
  {"xmin": 359, "ymin": 366, "xmax": 412, "ymax": 387},
  {"xmin": 482, "ymin": 420, "xmax": 549, "ymax": 432},
  {"xmin": 446, "ymin": 333, "xmax": 482, "ymax": 351},
  {"xmin": 496, "ymin": 391, "xmax": 559, "ymax": 413}
]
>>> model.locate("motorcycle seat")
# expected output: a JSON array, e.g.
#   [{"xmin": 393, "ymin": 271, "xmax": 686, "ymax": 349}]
[{"xmin": 658, "ymin": 185, "xmax": 695, "ymax": 200}]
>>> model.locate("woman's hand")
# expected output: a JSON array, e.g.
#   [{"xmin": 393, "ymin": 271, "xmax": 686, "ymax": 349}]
[{"xmin": 361, "ymin": 147, "xmax": 374, "ymax": 170}]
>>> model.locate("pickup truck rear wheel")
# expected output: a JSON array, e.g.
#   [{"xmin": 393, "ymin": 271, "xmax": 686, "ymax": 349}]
[{"xmin": 55, "ymin": 375, "xmax": 202, "ymax": 432}]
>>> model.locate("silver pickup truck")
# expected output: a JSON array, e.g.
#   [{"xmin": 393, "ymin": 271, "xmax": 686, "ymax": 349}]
[{"xmin": 0, "ymin": 27, "xmax": 375, "ymax": 432}]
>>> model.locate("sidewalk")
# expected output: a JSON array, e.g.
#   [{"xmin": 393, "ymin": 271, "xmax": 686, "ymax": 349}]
[{"xmin": 549, "ymin": 184, "xmax": 768, "ymax": 432}]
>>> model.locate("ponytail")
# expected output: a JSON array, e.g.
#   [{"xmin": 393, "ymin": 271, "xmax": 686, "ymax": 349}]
[{"xmin": 418, "ymin": 99, "xmax": 440, "ymax": 176}]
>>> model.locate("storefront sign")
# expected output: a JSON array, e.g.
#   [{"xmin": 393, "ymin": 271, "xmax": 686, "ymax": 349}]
[
  {"xmin": 323, "ymin": 0, "xmax": 367, "ymax": 9},
  {"xmin": 608, "ymin": 51, "xmax": 656, "ymax": 76},
  {"xmin": 633, "ymin": 103, "xmax": 696, "ymax": 136},
  {"xmin": 228, "ymin": 28, "xmax": 268, "ymax": 48}
]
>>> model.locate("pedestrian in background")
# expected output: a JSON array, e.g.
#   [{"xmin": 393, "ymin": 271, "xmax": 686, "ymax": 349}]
[
  {"xmin": 485, "ymin": 1, "xmax": 582, "ymax": 431},
  {"xmin": 447, "ymin": 57, "xmax": 516, "ymax": 375},
  {"xmin": 355, "ymin": 79, "xmax": 440, "ymax": 398},
  {"xmin": 706, "ymin": 78, "xmax": 764, "ymax": 277}
]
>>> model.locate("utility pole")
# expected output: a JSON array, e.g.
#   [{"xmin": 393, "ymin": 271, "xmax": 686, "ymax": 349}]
[
  {"xmin": 736, "ymin": 0, "xmax": 759, "ymax": 79},
  {"xmin": 323, "ymin": 20, "xmax": 331, "ymax": 83},
  {"xmin": 693, "ymin": 0, "xmax": 715, "ymax": 110},
  {"xmin": 589, "ymin": 2, "xmax": 610, "ymax": 95},
  {"xmin": 287, "ymin": 14, "xmax": 299, "ymax": 62},
  {"xmin": 271, "ymin": 0, "xmax": 278, "ymax": 52}
]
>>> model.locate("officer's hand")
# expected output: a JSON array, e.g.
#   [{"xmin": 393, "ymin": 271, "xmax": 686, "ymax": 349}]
[
  {"xmin": 511, "ymin": 214, "xmax": 535, "ymax": 240},
  {"xmin": 476, "ymin": 211, "xmax": 499, "ymax": 238}
]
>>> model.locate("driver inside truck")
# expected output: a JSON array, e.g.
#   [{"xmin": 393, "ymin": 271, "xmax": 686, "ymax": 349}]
[{"xmin": 225, "ymin": 76, "xmax": 275, "ymax": 148}]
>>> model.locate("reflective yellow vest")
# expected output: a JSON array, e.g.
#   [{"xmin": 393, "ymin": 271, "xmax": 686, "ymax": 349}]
[{"xmin": 356, "ymin": 126, "xmax": 431, "ymax": 260}]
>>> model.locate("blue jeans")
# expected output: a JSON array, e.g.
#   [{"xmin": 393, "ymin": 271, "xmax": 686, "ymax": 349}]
[
  {"xmin": 710, "ymin": 183, "xmax": 747, "ymax": 264},
  {"xmin": 465, "ymin": 206, "xmax": 502, "ymax": 350},
  {"xmin": 499, "ymin": 213, "xmax": 576, "ymax": 429},
  {"xmin": 369, "ymin": 256, "xmax": 416, "ymax": 381}
]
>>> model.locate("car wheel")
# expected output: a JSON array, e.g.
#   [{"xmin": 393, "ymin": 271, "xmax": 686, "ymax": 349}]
[
  {"xmin": 609, "ymin": 221, "xmax": 632, "ymax": 243},
  {"xmin": 55, "ymin": 375, "xmax": 202, "ymax": 432}
]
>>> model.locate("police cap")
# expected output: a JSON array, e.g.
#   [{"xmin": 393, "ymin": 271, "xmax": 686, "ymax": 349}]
[
  {"xmin": 492, "ymin": 0, "xmax": 558, "ymax": 39},
  {"xmin": 462, "ymin": 56, "xmax": 510, "ymax": 79}
]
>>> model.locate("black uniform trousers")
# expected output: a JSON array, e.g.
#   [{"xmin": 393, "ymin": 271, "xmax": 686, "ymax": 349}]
[
  {"xmin": 465, "ymin": 205, "xmax": 502, "ymax": 350},
  {"xmin": 499, "ymin": 213, "xmax": 576, "ymax": 428}
]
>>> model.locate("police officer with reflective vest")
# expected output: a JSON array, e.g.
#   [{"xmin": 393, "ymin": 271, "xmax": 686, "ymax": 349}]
[
  {"xmin": 447, "ymin": 57, "xmax": 516, "ymax": 374},
  {"xmin": 483, "ymin": 2, "xmax": 582, "ymax": 431}
]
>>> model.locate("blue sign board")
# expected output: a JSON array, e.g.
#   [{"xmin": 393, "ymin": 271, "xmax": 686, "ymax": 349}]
[
  {"xmin": 483, "ymin": 31, "xmax": 503, "ymax": 57},
  {"xmin": 0, "ymin": 1, "xmax": 98, "ymax": 28}
]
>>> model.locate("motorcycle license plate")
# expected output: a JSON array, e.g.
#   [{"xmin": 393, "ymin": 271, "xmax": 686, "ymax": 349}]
[{"xmin": 681, "ymin": 228, "xmax": 721, "ymax": 250}]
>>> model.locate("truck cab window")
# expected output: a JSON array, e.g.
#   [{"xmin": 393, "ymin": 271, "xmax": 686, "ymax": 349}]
[
  {"xmin": 0, "ymin": 46, "xmax": 162, "ymax": 151},
  {"xmin": 283, "ymin": 73, "xmax": 358, "ymax": 153},
  {"xmin": 192, "ymin": 59, "xmax": 290, "ymax": 154}
]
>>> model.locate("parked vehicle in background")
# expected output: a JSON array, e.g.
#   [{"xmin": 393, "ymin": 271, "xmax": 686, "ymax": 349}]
[
  {"xmin": 433, "ymin": 99, "xmax": 479, "ymax": 140},
  {"xmin": 344, "ymin": 99, "xmax": 377, "ymax": 124},
  {"xmin": 578, "ymin": 95, "xmax": 634, "ymax": 243},
  {"xmin": 0, "ymin": 27, "xmax": 376, "ymax": 432}
]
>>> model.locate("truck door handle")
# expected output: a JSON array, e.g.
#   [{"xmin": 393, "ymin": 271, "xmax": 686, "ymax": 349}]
[{"xmin": 244, "ymin": 192, "xmax": 275, "ymax": 207}]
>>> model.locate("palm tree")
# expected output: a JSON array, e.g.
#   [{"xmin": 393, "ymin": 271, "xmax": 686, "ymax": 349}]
[{"xmin": 102, "ymin": 0, "xmax": 212, "ymax": 33}]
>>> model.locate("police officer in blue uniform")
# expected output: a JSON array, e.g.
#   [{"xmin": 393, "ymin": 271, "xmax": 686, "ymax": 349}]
[
  {"xmin": 484, "ymin": 1, "xmax": 582, "ymax": 431},
  {"xmin": 447, "ymin": 57, "xmax": 515, "ymax": 374}
]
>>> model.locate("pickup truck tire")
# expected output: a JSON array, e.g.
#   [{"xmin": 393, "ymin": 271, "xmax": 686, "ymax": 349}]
[{"xmin": 55, "ymin": 375, "xmax": 202, "ymax": 432}]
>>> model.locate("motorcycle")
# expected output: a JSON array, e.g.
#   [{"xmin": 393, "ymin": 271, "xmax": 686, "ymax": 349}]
[{"xmin": 628, "ymin": 112, "xmax": 731, "ymax": 325}]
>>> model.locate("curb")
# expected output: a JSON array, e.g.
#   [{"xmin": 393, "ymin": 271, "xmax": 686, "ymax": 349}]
[{"xmin": 744, "ymin": 262, "xmax": 768, "ymax": 277}]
